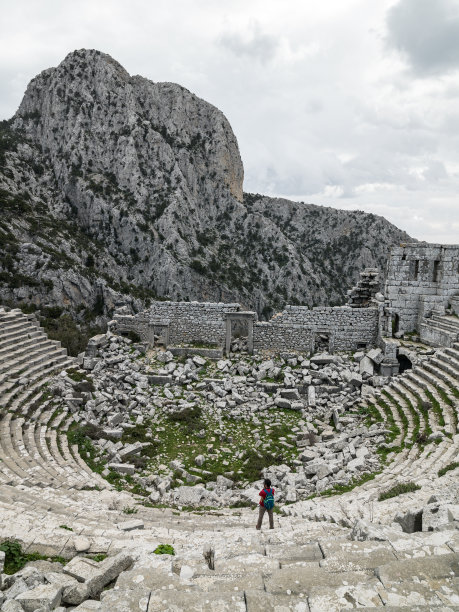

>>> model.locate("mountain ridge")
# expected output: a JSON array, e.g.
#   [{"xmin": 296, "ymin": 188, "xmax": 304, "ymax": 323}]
[{"xmin": 0, "ymin": 48, "xmax": 412, "ymax": 327}]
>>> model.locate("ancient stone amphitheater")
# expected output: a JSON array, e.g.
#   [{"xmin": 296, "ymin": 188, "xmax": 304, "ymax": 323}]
[{"xmin": 0, "ymin": 298, "xmax": 458, "ymax": 611}]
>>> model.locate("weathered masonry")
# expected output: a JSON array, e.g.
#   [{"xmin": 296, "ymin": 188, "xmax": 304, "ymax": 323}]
[
  {"xmin": 384, "ymin": 243, "xmax": 459, "ymax": 344},
  {"xmin": 113, "ymin": 242, "xmax": 459, "ymax": 354},
  {"xmin": 114, "ymin": 301, "xmax": 378, "ymax": 354},
  {"xmin": 253, "ymin": 306, "xmax": 378, "ymax": 353}
]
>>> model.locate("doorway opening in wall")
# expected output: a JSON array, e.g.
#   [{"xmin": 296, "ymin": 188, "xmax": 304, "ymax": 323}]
[
  {"xmin": 230, "ymin": 319, "xmax": 249, "ymax": 354},
  {"xmin": 153, "ymin": 325, "xmax": 168, "ymax": 348},
  {"xmin": 392, "ymin": 314, "xmax": 400, "ymax": 336},
  {"xmin": 314, "ymin": 332, "xmax": 330, "ymax": 353},
  {"xmin": 397, "ymin": 352, "xmax": 412, "ymax": 374}
]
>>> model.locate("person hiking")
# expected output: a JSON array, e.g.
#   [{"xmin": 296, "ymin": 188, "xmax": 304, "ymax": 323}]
[{"xmin": 256, "ymin": 478, "xmax": 275, "ymax": 530}]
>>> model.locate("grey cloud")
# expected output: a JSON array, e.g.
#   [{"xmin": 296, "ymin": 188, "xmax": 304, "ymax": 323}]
[
  {"xmin": 218, "ymin": 24, "xmax": 279, "ymax": 64},
  {"xmin": 387, "ymin": 0, "xmax": 459, "ymax": 75}
]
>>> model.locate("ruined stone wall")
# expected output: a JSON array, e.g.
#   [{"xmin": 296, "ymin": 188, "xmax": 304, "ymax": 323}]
[
  {"xmin": 385, "ymin": 244, "xmax": 459, "ymax": 332},
  {"xmin": 114, "ymin": 302, "xmax": 240, "ymax": 346},
  {"xmin": 254, "ymin": 306, "xmax": 378, "ymax": 353}
]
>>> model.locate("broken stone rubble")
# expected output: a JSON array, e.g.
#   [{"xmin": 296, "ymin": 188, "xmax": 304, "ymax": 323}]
[{"xmin": 43, "ymin": 333, "xmax": 405, "ymax": 507}]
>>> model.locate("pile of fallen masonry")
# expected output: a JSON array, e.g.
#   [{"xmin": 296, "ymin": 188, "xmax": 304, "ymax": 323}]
[{"xmin": 52, "ymin": 329, "xmax": 416, "ymax": 507}]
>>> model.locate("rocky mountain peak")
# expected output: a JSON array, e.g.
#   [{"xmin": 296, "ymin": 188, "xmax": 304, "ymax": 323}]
[{"xmin": 13, "ymin": 48, "xmax": 244, "ymax": 204}]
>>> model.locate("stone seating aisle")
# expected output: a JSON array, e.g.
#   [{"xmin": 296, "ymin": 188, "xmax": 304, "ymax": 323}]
[
  {"xmin": 0, "ymin": 307, "xmax": 108, "ymax": 491},
  {"xmin": 0, "ymin": 482, "xmax": 458, "ymax": 610}
]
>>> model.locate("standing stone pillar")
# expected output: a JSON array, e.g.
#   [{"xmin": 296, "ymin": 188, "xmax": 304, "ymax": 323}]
[
  {"xmin": 247, "ymin": 320, "xmax": 254, "ymax": 355},
  {"xmin": 225, "ymin": 319, "xmax": 232, "ymax": 355}
]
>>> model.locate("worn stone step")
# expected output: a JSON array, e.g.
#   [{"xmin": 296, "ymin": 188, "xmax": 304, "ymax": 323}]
[{"xmin": 264, "ymin": 564, "xmax": 375, "ymax": 596}]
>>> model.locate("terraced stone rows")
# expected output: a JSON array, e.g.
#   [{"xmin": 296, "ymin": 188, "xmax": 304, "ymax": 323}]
[
  {"xmin": 0, "ymin": 482, "xmax": 458, "ymax": 610},
  {"xmin": 0, "ymin": 308, "xmax": 109, "ymax": 493},
  {"xmin": 354, "ymin": 343, "xmax": 459, "ymax": 503}
]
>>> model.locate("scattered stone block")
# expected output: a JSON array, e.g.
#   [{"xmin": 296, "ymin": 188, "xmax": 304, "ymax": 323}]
[
  {"xmin": 107, "ymin": 463, "xmax": 135, "ymax": 475},
  {"xmin": 274, "ymin": 397, "xmax": 291, "ymax": 409},
  {"xmin": 15, "ymin": 584, "xmax": 62, "ymax": 612}
]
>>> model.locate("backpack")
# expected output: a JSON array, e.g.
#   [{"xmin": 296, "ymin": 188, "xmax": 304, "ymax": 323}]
[{"xmin": 263, "ymin": 488, "xmax": 275, "ymax": 510}]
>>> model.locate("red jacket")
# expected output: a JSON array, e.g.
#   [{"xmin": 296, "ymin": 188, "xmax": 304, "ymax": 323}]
[{"xmin": 259, "ymin": 487, "xmax": 275, "ymax": 507}]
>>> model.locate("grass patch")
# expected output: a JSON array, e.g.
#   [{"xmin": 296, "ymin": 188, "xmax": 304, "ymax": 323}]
[
  {"xmin": 90, "ymin": 554, "xmax": 108, "ymax": 562},
  {"xmin": 435, "ymin": 385, "xmax": 458, "ymax": 431},
  {"xmin": 358, "ymin": 402, "xmax": 383, "ymax": 427},
  {"xmin": 424, "ymin": 389, "xmax": 446, "ymax": 427},
  {"xmin": 0, "ymin": 540, "xmax": 66, "ymax": 574},
  {"xmin": 153, "ymin": 544, "xmax": 175, "ymax": 555},
  {"xmin": 378, "ymin": 482, "xmax": 421, "ymax": 501},
  {"xmin": 381, "ymin": 391, "xmax": 408, "ymax": 445},
  {"xmin": 168, "ymin": 405, "xmax": 203, "ymax": 432},
  {"xmin": 438, "ymin": 461, "xmax": 459, "ymax": 477}
]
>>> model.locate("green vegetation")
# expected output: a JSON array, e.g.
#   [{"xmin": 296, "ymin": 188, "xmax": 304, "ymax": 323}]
[
  {"xmin": 378, "ymin": 482, "xmax": 421, "ymax": 501},
  {"xmin": 358, "ymin": 402, "xmax": 383, "ymax": 427},
  {"xmin": 438, "ymin": 461, "xmax": 459, "ymax": 477},
  {"xmin": 0, "ymin": 540, "xmax": 66, "ymax": 574},
  {"xmin": 375, "ymin": 398, "xmax": 400, "ymax": 444},
  {"xmin": 424, "ymin": 390, "xmax": 446, "ymax": 427},
  {"xmin": 90, "ymin": 554, "xmax": 108, "ymax": 562},
  {"xmin": 122, "ymin": 506, "xmax": 138, "ymax": 515},
  {"xmin": 435, "ymin": 385, "xmax": 458, "ymax": 431},
  {"xmin": 153, "ymin": 544, "xmax": 175, "ymax": 555},
  {"xmin": 59, "ymin": 525, "xmax": 73, "ymax": 531},
  {"xmin": 40, "ymin": 314, "xmax": 103, "ymax": 357}
]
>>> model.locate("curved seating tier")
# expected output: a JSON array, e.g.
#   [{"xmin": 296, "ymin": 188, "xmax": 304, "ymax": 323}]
[{"xmin": 0, "ymin": 307, "xmax": 108, "ymax": 491}]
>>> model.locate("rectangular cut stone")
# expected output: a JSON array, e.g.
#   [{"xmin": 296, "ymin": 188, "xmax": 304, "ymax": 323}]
[
  {"xmin": 16, "ymin": 584, "xmax": 62, "ymax": 612},
  {"xmin": 308, "ymin": 579, "xmax": 383, "ymax": 611},
  {"xmin": 63, "ymin": 557, "xmax": 100, "ymax": 582},
  {"xmin": 265, "ymin": 566, "xmax": 374, "ymax": 596},
  {"xmin": 375, "ymin": 553, "xmax": 459, "ymax": 587}
]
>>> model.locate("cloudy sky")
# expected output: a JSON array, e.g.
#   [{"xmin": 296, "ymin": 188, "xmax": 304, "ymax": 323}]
[{"xmin": 1, "ymin": 0, "xmax": 458, "ymax": 243}]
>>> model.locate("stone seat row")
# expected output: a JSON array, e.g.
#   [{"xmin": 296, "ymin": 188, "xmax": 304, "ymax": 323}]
[
  {"xmin": 0, "ymin": 473, "xmax": 458, "ymax": 611},
  {"xmin": 354, "ymin": 344, "xmax": 459, "ymax": 501},
  {"xmin": 0, "ymin": 404, "xmax": 107, "ymax": 490},
  {"xmin": 2, "ymin": 493, "xmax": 458, "ymax": 611},
  {"xmin": 0, "ymin": 309, "xmax": 110, "ymax": 493}
]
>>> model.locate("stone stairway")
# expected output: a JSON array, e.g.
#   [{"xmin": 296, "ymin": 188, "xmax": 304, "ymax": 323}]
[
  {"xmin": 420, "ymin": 312, "xmax": 459, "ymax": 348},
  {"xmin": 0, "ymin": 307, "xmax": 108, "ymax": 491}
]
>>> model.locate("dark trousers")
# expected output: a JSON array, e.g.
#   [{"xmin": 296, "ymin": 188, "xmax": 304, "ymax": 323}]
[{"xmin": 256, "ymin": 505, "xmax": 274, "ymax": 529}]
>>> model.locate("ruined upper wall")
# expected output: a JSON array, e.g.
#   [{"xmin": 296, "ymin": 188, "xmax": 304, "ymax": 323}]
[
  {"xmin": 115, "ymin": 301, "xmax": 240, "ymax": 346},
  {"xmin": 385, "ymin": 243, "xmax": 459, "ymax": 332},
  {"xmin": 253, "ymin": 305, "xmax": 378, "ymax": 353}
]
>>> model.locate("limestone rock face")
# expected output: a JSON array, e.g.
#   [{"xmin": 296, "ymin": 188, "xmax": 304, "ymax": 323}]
[{"xmin": 0, "ymin": 48, "xmax": 411, "ymax": 316}]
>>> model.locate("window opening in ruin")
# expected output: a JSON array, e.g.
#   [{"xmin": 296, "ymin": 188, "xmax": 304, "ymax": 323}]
[
  {"xmin": 314, "ymin": 332, "xmax": 330, "ymax": 352},
  {"xmin": 356, "ymin": 342, "xmax": 367, "ymax": 350},
  {"xmin": 413, "ymin": 260, "xmax": 419, "ymax": 280},
  {"xmin": 392, "ymin": 313, "xmax": 400, "ymax": 335},
  {"xmin": 401, "ymin": 253, "xmax": 406, "ymax": 260},
  {"xmin": 397, "ymin": 353, "xmax": 412, "ymax": 374},
  {"xmin": 433, "ymin": 260, "xmax": 440, "ymax": 282}
]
